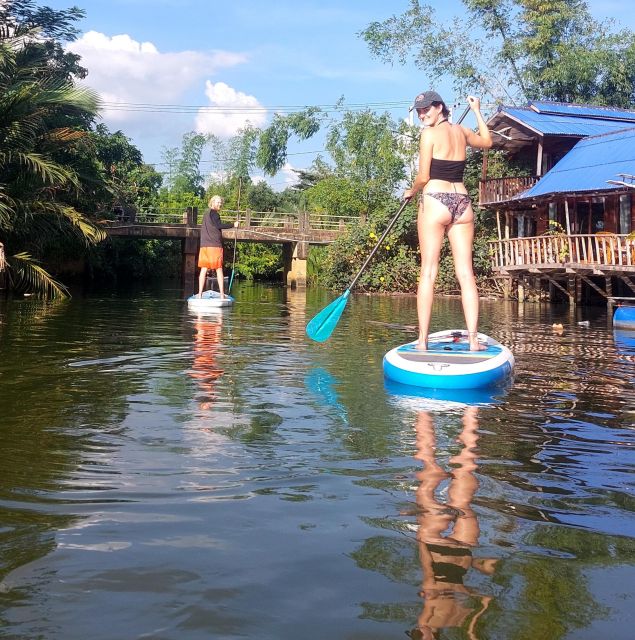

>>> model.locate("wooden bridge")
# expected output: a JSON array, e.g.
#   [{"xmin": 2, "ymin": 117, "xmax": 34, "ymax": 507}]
[{"xmin": 104, "ymin": 207, "xmax": 360, "ymax": 287}]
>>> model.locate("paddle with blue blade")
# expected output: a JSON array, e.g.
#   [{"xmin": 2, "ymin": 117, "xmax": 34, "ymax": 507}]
[{"xmin": 306, "ymin": 197, "xmax": 411, "ymax": 342}]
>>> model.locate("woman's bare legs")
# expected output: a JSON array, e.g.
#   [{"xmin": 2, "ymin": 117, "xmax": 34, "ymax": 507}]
[
  {"xmin": 447, "ymin": 406, "xmax": 480, "ymax": 546},
  {"xmin": 417, "ymin": 198, "xmax": 448, "ymax": 349},
  {"xmin": 447, "ymin": 211, "xmax": 486, "ymax": 351}
]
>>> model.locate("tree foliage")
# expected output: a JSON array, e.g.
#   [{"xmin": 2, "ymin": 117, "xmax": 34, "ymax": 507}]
[
  {"xmin": 0, "ymin": 19, "xmax": 105, "ymax": 297},
  {"xmin": 361, "ymin": 0, "xmax": 635, "ymax": 107},
  {"xmin": 324, "ymin": 110, "xmax": 410, "ymax": 218},
  {"xmin": 256, "ymin": 108, "xmax": 323, "ymax": 176},
  {"xmin": 0, "ymin": 0, "xmax": 88, "ymax": 81},
  {"xmin": 0, "ymin": 1, "xmax": 168, "ymax": 294},
  {"xmin": 321, "ymin": 213, "xmax": 419, "ymax": 293},
  {"xmin": 162, "ymin": 132, "xmax": 208, "ymax": 196},
  {"xmin": 301, "ymin": 111, "xmax": 420, "ymax": 292}
]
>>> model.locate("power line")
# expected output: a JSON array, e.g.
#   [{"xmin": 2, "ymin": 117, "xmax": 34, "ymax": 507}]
[
  {"xmin": 147, "ymin": 149, "xmax": 326, "ymax": 167},
  {"xmin": 100, "ymin": 99, "xmax": 412, "ymax": 115},
  {"xmin": 99, "ymin": 99, "xmax": 498, "ymax": 118}
]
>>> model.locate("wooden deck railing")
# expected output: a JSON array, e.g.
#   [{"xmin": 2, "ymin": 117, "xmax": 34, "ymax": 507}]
[
  {"xmin": 489, "ymin": 234, "xmax": 635, "ymax": 270},
  {"xmin": 479, "ymin": 176, "xmax": 538, "ymax": 205}
]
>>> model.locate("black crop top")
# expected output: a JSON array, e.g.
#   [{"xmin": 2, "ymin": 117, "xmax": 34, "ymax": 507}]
[{"xmin": 429, "ymin": 158, "xmax": 466, "ymax": 182}]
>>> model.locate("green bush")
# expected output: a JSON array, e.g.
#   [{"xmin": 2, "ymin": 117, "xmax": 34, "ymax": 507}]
[
  {"xmin": 435, "ymin": 234, "xmax": 493, "ymax": 292},
  {"xmin": 307, "ymin": 245, "xmax": 329, "ymax": 286},
  {"xmin": 319, "ymin": 203, "xmax": 493, "ymax": 295},
  {"xmin": 321, "ymin": 220, "xmax": 419, "ymax": 293},
  {"xmin": 233, "ymin": 243, "xmax": 282, "ymax": 281}
]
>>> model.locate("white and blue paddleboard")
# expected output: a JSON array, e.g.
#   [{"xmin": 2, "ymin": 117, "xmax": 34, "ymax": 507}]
[
  {"xmin": 383, "ymin": 329, "xmax": 514, "ymax": 390},
  {"xmin": 187, "ymin": 290, "xmax": 234, "ymax": 310}
]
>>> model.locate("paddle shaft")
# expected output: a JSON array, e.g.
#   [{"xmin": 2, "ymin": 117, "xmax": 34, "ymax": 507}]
[
  {"xmin": 348, "ymin": 198, "xmax": 411, "ymax": 291},
  {"xmin": 456, "ymin": 105, "xmax": 470, "ymax": 125},
  {"xmin": 228, "ymin": 226, "xmax": 238, "ymax": 292}
]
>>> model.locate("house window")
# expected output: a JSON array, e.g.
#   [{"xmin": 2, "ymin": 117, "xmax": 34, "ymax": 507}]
[
  {"xmin": 620, "ymin": 194, "xmax": 632, "ymax": 234},
  {"xmin": 548, "ymin": 202, "xmax": 557, "ymax": 222}
]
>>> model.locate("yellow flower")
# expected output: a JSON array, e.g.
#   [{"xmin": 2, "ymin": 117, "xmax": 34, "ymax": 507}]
[
  {"xmin": 385, "ymin": 244, "xmax": 391, "ymax": 250},
  {"xmin": 369, "ymin": 232, "xmax": 376, "ymax": 239},
  {"xmin": 380, "ymin": 276, "xmax": 385, "ymax": 282}
]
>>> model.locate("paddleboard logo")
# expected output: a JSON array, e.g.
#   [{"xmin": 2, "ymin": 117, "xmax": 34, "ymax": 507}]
[{"xmin": 428, "ymin": 363, "xmax": 450, "ymax": 371}]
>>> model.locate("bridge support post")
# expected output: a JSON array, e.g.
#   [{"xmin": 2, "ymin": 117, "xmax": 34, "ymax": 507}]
[
  {"xmin": 284, "ymin": 241, "xmax": 308, "ymax": 288},
  {"xmin": 182, "ymin": 207, "xmax": 199, "ymax": 291}
]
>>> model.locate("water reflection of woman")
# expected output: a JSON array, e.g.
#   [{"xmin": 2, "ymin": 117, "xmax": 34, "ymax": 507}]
[
  {"xmin": 189, "ymin": 312, "xmax": 223, "ymax": 410},
  {"xmin": 409, "ymin": 406, "xmax": 496, "ymax": 640}
]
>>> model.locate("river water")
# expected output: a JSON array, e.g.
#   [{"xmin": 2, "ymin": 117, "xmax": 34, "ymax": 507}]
[{"xmin": 0, "ymin": 283, "xmax": 633, "ymax": 640}]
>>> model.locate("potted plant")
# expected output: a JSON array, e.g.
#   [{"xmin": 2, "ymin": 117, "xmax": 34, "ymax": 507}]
[{"xmin": 542, "ymin": 220, "xmax": 570, "ymax": 262}]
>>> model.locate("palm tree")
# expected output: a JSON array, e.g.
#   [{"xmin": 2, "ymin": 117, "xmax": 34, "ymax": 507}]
[{"xmin": 0, "ymin": 35, "xmax": 105, "ymax": 297}]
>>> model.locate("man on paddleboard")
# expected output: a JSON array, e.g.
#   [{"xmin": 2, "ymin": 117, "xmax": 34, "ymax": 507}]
[{"xmin": 197, "ymin": 195, "xmax": 239, "ymax": 299}]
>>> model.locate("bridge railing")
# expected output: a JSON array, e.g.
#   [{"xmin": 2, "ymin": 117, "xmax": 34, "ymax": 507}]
[
  {"xmin": 308, "ymin": 212, "xmax": 359, "ymax": 230},
  {"xmin": 222, "ymin": 209, "xmax": 359, "ymax": 231},
  {"xmin": 131, "ymin": 209, "xmax": 188, "ymax": 223},
  {"xmin": 115, "ymin": 208, "xmax": 361, "ymax": 231},
  {"xmin": 223, "ymin": 209, "xmax": 300, "ymax": 229}
]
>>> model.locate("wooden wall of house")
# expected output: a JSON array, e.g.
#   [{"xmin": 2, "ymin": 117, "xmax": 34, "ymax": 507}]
[
  {"xmin": 536, "ymin": 205, "xmax": 549, "ymax": 234},
  {"xmin": 500, "ymin": 191, "xmax": 635, "ymax": 239},
  {"xmin": 605, "ymin": 196, "xmax": 618, "ymax": 233}
]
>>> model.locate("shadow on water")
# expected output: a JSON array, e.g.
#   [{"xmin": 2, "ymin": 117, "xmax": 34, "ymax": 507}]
[{"xmin": 1, "ymin": 285, "xmax": 634, "ymax": 639}]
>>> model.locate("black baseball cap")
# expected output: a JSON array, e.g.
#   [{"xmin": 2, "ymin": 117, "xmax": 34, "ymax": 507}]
[{"xmin": 413, "ymin": 91, "xmax": 444, "ymax": 110}]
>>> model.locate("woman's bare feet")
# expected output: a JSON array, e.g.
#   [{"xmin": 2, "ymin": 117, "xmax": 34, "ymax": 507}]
[
  {"xmin": 415, "ymin": 335, "xmax": 428, "ymax": 350},
  {"xmin": 468, "ymin": 332, "xmax": 487, "ymax": 351}
]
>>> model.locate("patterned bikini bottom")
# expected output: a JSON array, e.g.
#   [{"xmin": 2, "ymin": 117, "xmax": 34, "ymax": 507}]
[{"xmin": 425, "ymin": 192, "xmax": 471, "ymax": 223}]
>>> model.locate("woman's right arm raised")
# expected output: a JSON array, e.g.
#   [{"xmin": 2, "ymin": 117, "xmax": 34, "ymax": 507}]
[{"xmin": 462, "ymin": 95, "xmax": 492, "ymax": 150}]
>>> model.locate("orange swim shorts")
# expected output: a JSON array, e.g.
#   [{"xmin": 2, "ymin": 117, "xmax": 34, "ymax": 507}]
[{"xmin": 198, "ymin": 247, "xmax": 223, "ymax": 269}]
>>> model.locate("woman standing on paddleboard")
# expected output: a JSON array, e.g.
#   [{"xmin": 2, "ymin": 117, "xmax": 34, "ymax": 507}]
[{"xmin": 403, "ymin": 92, "xmax": 492, "ymax": 351}]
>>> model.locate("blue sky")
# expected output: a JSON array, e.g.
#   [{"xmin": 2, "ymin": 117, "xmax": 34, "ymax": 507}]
[{"xmin": 43, "ymin": 0, "xmax": 634, "ymax": 189}]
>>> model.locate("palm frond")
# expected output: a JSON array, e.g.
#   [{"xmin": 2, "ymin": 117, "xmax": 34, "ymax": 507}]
[
  {"xmin": 0, "ymin": 151, "xmax": 76, "ymax": 186},
  {"xmin": 58, "ymin": 205, "xmax": 107, "ymax": 243},
  {"xmin": 0, "ymin": 188, "xmax": 15, "ymax": 230},
  {"xmin": 37, "ymin": 82, "xmax": 101, "ymax": 115},
  {"xmin": 7, "ymin": 251, "xmax": 69, "ymax": 299},
  {"xmin": 7, "ymin": 201, "xmax": 105, "ymax": 245}
]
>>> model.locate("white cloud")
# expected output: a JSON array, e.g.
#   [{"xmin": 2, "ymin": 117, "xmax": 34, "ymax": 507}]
[
  {"xmin": 66, "ymin": 31, "xmax": 251, "ymax": 152},
  {"xmin": 194, "ymin": 81, "xmax": 268, "ymax": 138},
  {"xmin": 279, "ymin": 162, "xmax": 300, "ymax": 189},
  {"xmin": 252, "ymin": 162, "xmax": 300, "ymax": 192}
]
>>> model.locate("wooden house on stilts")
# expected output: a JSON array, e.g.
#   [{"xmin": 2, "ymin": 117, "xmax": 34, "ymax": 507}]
[{"xmin": 479, "ymin": 101, "xmax": 635, "ymax": 310}]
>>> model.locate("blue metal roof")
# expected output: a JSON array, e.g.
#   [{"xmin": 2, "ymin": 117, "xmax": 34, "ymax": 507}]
[
  {"xmin": 501, "ymin": 106, "xmax": 635, "ymax": 137},
  {"xmin": 515, "ymin": 128, "xmax": 635, "ymax": 200},
  {"xmin": 530, "ymin": 101, "xmax": 635, "ymax": 122}
]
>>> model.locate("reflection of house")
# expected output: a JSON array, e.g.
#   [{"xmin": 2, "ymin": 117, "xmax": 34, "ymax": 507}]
[{"xmin": 480, "ymin": 102, "xmax": 635, "ymax": 307}]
